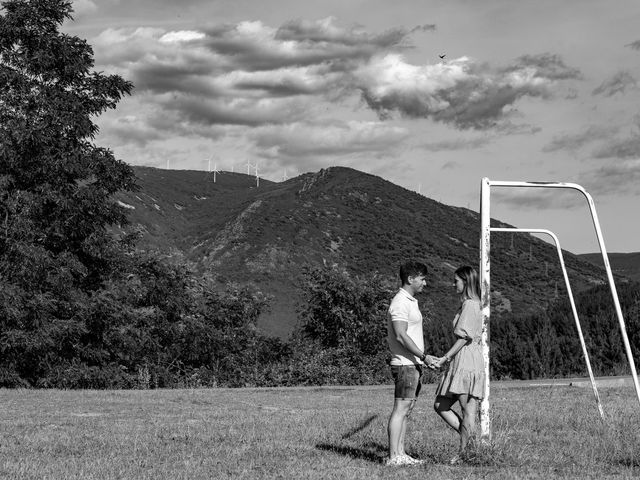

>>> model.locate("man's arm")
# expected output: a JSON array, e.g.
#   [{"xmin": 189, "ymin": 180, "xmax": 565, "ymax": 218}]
[{"xmin": 391, "ymin": 320, "xmax": 426, "ymax": 360}]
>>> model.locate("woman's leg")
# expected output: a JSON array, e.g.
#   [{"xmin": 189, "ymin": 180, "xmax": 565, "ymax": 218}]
[
  {"xmin": 433, "ymin": 395, "xmax": 462, "ymax": 432},
  {"xmin": 458, "ymin": 394, "xmax": 479, "ymax": 452}
]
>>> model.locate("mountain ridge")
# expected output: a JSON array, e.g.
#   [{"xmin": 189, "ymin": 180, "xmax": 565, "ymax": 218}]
[
  {"xmin": 578, "ymin": 252, "xmax": 640, "ymax": 282},
  {"xmin": 115, "ymin": 166, "xmax": 623, "ymax": 338}
]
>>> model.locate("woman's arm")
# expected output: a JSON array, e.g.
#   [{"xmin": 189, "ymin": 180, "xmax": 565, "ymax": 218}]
[
  {"xmin": 443, "ymin": 337, "xmax": 468, "ymax": 362},
  {"xmin": 433, "ymin": 337, "xmax": 469, "ymax": 369}
]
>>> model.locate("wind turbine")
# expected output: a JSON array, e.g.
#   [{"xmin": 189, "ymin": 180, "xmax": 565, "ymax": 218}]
[
  {"xmin": 246, "ymin": 159, "xmax": 261, "ymax": 187},
  {"xmin": 212, "ymin": 163, "xmax": 220, "ymax": 183},
  {"xmin": 254, "ymin": 162, "xmax": 260, "ymax": 187},
  {"xmin": 207, "ymin": 156, "xmax": 220, "ymax": 182}
]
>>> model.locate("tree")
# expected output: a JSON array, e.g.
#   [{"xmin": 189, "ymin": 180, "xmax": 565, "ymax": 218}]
[
  {"xmin": 298, "ymin": 265, "xmax": 394, "ymax": 355},
  {"xmin": 0, "ymin": 0, "xmax": 137, "ymax": 385}
]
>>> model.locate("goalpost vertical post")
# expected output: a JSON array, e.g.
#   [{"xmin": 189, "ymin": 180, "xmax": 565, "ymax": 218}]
[{"xmin": 479, "ymin": 177, "xmax": 491, "ymax": 441}]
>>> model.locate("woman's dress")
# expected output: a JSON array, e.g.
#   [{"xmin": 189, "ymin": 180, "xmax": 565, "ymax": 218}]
[{"xmin": 435, "ymin": 298, "xmax": 486, "ymax": 399}]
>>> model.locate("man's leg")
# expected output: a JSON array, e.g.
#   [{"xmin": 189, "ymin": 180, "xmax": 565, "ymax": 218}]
[
  {"xmin": 388, "ymin": 398, "xmax": 413, "ymax": 459},
  {"xmin": 398, "ymin": 398, "xmax": 417, "ymax": 456}
]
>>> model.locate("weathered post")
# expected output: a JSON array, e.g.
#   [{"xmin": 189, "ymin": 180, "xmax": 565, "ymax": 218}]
[{"xmin": 479, "ymin": 178, "xmax": 491, "ymax": 441}]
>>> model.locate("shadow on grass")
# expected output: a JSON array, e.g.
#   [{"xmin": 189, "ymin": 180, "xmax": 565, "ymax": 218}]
[
  {"xmin": 616, "ymin": 457, "xmax": 640, "ymax": 467},
  {"xmin": 317, "ymin": 415, "xmax": 387, "ymax": 463},
  {"xmin": 316, "ymin": 442, "xmax": 387, "ymax": 463},
  {"xmin": 341, "ymin": 414, "xmax": 378, "ymax": 440}
]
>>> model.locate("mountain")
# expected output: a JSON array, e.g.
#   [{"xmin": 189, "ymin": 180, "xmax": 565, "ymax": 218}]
[
  {"xmin": 115, "ymin": 166, "xmax": 617, "ymax": 339},
  {"xmin": 578, "ymin": 252, "xmax": 640, "ymax": 282}
]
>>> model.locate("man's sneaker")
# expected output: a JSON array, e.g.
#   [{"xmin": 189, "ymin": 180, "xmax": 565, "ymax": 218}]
[
  {"xmin": 385, "ymin": 454, "xmax": 424, "ymax": 467},
  {"xmin": 401, "ymin": 454, "xmax": 425, "ymax": 465},
  {"xmin": 385, "ymin": 455, "xmax": 403, "ymax": 466}
]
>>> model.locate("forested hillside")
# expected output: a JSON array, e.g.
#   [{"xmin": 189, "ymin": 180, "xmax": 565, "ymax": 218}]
[
  {"xmin": 116, "ymin": 165, "xmax": 613, "ymax": 340},
  {"xmin": 1, "ymin": 0, "xmax": 636, "ymax": 389}
]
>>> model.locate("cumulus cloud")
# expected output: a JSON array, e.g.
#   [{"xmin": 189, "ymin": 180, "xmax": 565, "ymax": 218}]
[
  {"xmin": 249, "ymin": 120, "xmax": 410, "ymax": 168},
  {"xmin": 503, "ymin": 53, "xmax": 582, "ymax": 81},
  {"xmin": 199, "ymin": 18, "xmax": 421, "ymax": 72},
  {"xmin": 88, "ymin": 17, "xmax": 584, "ymax": 174},
  {"xmin": 94, "ymin": 19, "xmax": 580, "ymax": 134},
  {"xmin": 356, "ymin": 53, "xmax": 581, "ymax": 129},
  {"xmin": 592, "ymin": 71, "xmax": 638, "ymax": 97}
]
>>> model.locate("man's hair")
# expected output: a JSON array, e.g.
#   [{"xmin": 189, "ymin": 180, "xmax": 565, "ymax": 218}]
[{"xmin": 399, "ymin": 261, "xmax": 428, "ymax": 285}]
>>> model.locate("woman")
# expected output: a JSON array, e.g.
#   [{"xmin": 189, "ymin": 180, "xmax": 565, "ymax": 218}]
[{"xmin": 433, "ymin": 265, "xmax": 486, "ymax": 464}]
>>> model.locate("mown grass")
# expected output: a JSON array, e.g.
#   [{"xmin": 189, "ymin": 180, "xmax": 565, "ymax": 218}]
[{"xmin": 0, "ymin": 382, "xmax": 639, "ymax": 479}]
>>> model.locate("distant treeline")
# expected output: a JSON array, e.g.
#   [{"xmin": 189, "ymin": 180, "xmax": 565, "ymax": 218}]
[{"xmin": 1, "ymin": 261, "xmax": 638, "ymax": 389}]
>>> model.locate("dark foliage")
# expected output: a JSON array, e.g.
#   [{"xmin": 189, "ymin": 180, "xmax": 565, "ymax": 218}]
[
  {"xmin": 0, "ymin": 0, "xmax": 288, "ymax": 388},
  {"xmin": 0, "ymin": 0, "xmax": 136, "ymax": 386},
  {"xmin": 0, "ymin": 1, "xmax": 637, "ymax": 390},
  {"xmin": 491, "ymin": 281, "xmax": 640, "ymax": 379}
]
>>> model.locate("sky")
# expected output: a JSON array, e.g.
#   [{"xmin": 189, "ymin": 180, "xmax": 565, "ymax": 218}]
[{"xmin": 61, "ymin": 0, "xmax": 640, "ymax": 254}]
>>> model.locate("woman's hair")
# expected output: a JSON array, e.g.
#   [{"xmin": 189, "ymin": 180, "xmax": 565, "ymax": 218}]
[{"xmin": 454, "ymin": 265, "xmax": 480, "ymax": 300}]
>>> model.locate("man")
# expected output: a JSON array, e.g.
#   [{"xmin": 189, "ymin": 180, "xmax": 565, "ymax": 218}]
[{"xmin": 386, "ymin": 260, "xmax": 436, "ymax": 466}]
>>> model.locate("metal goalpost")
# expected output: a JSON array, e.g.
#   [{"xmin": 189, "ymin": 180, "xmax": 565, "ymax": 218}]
[{"xmin": 478, "ymin": 178, "xmax": 640, "ymax": 441}]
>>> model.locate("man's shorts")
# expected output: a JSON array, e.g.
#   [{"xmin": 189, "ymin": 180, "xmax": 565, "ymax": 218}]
[{"xmin": 390, "ymin": 364, "xmax": 422, "ymax": 400}]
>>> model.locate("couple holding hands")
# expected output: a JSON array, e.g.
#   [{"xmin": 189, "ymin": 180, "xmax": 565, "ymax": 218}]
[{"xmin": 386, "ymin": 261, "xmax": 485, "ymax": 467}]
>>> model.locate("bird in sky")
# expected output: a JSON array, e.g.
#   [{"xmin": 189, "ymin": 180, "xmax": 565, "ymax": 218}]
[{"xmin": 439, "ymin": 54, "xmax": 446, "ymax": 59}]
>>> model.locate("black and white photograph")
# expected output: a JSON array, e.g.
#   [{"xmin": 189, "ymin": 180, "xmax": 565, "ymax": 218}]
[{"xmin": 1, "ymin": 0, "xmax": 640, "ymax": 478}]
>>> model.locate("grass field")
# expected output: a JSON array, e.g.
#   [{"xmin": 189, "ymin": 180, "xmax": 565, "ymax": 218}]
[{"xmin": 1, "ymin": 381, "xmax": 639, "ymax": 479}]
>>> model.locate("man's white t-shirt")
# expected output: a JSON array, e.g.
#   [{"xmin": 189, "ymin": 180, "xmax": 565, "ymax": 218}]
[{"xmin": 387, "ymin": 288, "xmax": 424, "ymax": 366}]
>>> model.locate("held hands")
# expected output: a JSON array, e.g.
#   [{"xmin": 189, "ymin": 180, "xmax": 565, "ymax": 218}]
[
  {"xmin": 432, "ymin": 356, "xmax": 449, "ymax": 370},
  {"xmin": 423, "ymin": 354, "xmax": 439, "ymax": 370},
  {"xmin": 424, "ymin": 355, "xmax": 449, "ymax": 370}
]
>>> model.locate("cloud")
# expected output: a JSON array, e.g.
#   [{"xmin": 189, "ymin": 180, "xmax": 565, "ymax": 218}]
[
  {"xmin": 592, "ymin": 134, "xmax": 640, "ymax": 159},
  {"xmin": 442, "ymin": 160, "xmax": 461, "ymax": 169},
  {"xmin": 543, "ymin": 125, "xmax": 620, "ymax": 153},
  {"xmin": 578, "ymin": 159, "xmax": 640, "ymax": 196},
  {"xmin": 90, "ymin": 18, "xmax": 441, "ymax": 138},
  {"xmin": 89, "ymin": 17, "xmax": 583, "ymax": 174},
  {"xmin": 503, "ymin": 53, "xmax": 582, "ymax": 81},
  {"xmin": 274, "ymin": 17, "xmax": 430, "ymax": 48},
  {"xmin": 160, "ymin": 94, "xmax": 312, "ymax": 127},
  {"xmin": 356, "ymin": 53, "xmax": 581, "ymax": 130},
  {"xmin": 592, "ymin": 71, "xmax": 638, "ymax": 97},
  {"xmin": 100, "ymin": 115, "xmax": 164, "ymax": 147},
  {"xmin": 421, "ymin": 137, "xmax": 491, "ymax": 152},
  {"xmin": 199, "ymin": 18, "xmax": 422, "ymax": 72},
  {"xmin": 248, "ymin": 120, "xmax": 410, "ymax": 168},
  {"xmin": 625, "ymin": 40, "xmax": 640, "ymax": 50},
  {"xmin": 540, "ymin": 117, "xmax": 640, "ymax": 195},
  {"xmin": 72, "ymin": 0, "xmax": 97, "ymax": 18}
]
